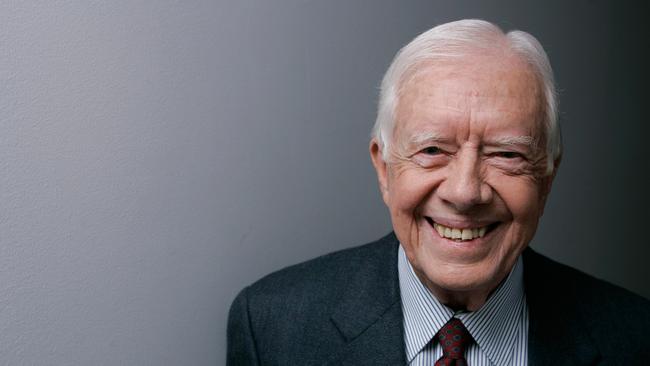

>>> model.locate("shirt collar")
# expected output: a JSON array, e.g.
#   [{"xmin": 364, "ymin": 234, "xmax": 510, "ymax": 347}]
[{"xmin": 398, "ymin": 245, "xmax": 526, "ymax": 365}]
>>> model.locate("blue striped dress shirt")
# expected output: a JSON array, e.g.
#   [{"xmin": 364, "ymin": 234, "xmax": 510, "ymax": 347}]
[{"xmin": 398, "ymin": 245, "xmax": 529, "ymax": 365}]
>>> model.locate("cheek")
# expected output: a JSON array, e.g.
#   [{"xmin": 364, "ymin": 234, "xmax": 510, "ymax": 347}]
[
  {"xmin": 385, "ymin": 168, "xmax": 440, "ymax": 253},
  {"xmin": 495, "ymin": 176, "xmax": 544, "ymax": 225},
  {"xmin": 387, "ymin": 169, "xmax": 439, "ymax": 212}
]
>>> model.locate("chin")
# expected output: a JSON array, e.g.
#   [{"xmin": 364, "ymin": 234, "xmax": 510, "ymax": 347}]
[{"xmin": 422, "ymin": 259, "xmax": 499, "ymax": 293}]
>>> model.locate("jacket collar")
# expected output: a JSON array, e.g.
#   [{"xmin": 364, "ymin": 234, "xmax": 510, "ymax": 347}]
[
  {"xmin": 329, "ymin": 232, "xmax": 406, "ymax": 365},
  {"xmin": 327, "ymin": 234, "xmax": 601, "ymax": 365},
  {"xmin": 523, "ymin": 247, "xmax": 601, "ymax": 365}
]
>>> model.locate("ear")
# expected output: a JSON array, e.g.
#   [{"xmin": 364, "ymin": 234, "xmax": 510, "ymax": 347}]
[{"xmin": 369, "ymin": 139, "xmax": 390, "ymax": 205}]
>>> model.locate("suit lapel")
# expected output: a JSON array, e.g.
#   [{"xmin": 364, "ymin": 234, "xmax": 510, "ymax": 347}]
[
  {"xmin": 523, "ymin": 248, "xmax": 600, "ymax": 365},
  {"xmin": 328, "ymin": 233, "xmax": 406, "ymax": 365},
  {"xmin": 325, "ymin": 239, "xmax": 601, "ymax": 365}
]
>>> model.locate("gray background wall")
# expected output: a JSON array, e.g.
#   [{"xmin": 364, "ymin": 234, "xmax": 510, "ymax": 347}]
[{"xmin": 1, "ymin": 0, "xmax": 647, "ymax": 364}]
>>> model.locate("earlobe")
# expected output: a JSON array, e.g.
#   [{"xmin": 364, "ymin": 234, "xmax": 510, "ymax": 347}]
[{"xmin": 369, "ymin": 139, "xmax": 390, "ymax": 204}]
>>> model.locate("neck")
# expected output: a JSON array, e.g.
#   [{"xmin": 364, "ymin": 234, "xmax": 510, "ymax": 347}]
[
  {"xmin": 413, "ymin": 270, "xmax": 506, "ymax": 312},
  {"xmin": 430, "ymin": 287, "xmax": 491, "ymax": 312}
]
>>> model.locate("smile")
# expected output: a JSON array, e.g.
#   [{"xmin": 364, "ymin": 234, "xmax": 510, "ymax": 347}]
[{"xmin": 424, "ymin": 217, "xmax": 498, "ymax": 241}]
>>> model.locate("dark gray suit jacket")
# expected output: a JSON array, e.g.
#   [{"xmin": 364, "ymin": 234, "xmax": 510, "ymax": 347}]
[{"xmin": 227, "ymin": 233, "xmax": 650, "ymax": 365}]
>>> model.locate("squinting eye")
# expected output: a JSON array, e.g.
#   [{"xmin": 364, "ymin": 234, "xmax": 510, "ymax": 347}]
[
  {"xmin": 422, "ymin": 146, "xmax": 441, "ymax": 155},
  {"xmin": 495, "ymin": 151, "xmax": 522, "ymax": 159}
]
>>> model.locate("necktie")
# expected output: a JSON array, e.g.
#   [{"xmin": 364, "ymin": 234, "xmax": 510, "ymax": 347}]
[{"xmin": 434, "ymin": 318, "xmax": 472, "ymax": 366}]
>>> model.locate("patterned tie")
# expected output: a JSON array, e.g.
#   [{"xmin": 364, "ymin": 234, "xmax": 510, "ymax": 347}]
[{"xmin": 434, "ymin": 318, "xmax": 472, "ymax": 366}]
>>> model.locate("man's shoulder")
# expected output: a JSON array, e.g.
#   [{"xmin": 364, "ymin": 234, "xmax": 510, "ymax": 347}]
[
  {"xmin": 243, "ymin": 232, "xmax": 398, "ymax": 302},
  {"xmin": 227, "ymin": 233, "xmax": 400, "ymax": 364},
  {"xmin": 524, "ymin": 247, "xmax": 649, "ymax": 308},
  {"xmin": 524, "ymin": 248, "xmax": 650, "ymax": 337}
]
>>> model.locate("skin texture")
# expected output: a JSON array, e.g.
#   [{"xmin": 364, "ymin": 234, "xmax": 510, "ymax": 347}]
[{"xmin": 370, "ymin": 50, "xmax": 556, "ymax": 311}]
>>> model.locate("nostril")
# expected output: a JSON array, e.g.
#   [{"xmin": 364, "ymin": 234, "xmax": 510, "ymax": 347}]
[{"xmin": 436, "ymin": 180, "xmax": 490, "ymax": 213}]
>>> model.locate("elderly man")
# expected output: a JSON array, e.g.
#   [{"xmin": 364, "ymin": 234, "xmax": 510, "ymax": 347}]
[{"xmin": 227, "ymin": 19, "xmax": 650, "ymax": 365}]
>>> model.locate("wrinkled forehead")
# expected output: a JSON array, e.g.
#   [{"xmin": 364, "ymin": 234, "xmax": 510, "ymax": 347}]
[
  {"xmin": 399, "ymin": 52, "xmax": 543, "ymax": 105},
  {"xmin": 395, "ymin": 55, "xmax": 546, "ymax": 139}
]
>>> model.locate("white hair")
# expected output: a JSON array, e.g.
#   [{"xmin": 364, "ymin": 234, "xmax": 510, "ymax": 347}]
[{"xmin": 372, "ymin": 19, "xmax": 560, "ymax": 175}]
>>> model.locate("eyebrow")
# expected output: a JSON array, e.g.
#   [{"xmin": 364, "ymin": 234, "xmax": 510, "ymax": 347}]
[
  {"xmin": 406, "ymin": 132, "xmax": 446, "ymax": 147},
  {"xmin": 404, "ymin": 132, "xmax": 537, "ymax": 152},
  {"xmin": 488, "ymin": 135, "xmax": 536, "ymax": 148}
]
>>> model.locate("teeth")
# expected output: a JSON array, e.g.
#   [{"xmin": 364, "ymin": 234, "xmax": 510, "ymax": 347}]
[
  {"xmin": 432, "ymin": 222, "xmax": 491, "ymax": 241},
  {"xmin": 435, "ymin": 224, "xmax": 444, "ymax": 236}
]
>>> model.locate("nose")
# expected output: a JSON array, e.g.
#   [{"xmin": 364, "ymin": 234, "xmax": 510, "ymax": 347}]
[{"xmin": 436, "ymin": 148, "xmax": 493, "ymax": 212}]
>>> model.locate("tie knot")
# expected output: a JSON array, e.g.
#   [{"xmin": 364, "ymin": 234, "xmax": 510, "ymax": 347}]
[{"xmin": 436, "ymin": 318, "xmax": 471, "ymax": 360}]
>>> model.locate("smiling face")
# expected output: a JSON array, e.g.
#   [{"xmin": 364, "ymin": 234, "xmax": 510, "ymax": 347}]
[{"xmin": 371, "ymin": 53, "xmax": 554, "ymax": 309}]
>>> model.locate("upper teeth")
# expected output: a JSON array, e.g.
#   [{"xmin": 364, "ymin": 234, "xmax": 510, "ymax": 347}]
[{"xmin": 433, "ymin": 222, "xmax": 487, "ymax": 241}]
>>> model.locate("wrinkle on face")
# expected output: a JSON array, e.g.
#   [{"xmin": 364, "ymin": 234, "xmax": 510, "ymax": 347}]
[{"xmin": 371, "ymin": 51, "xmax": 554, "ymax": 310}]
